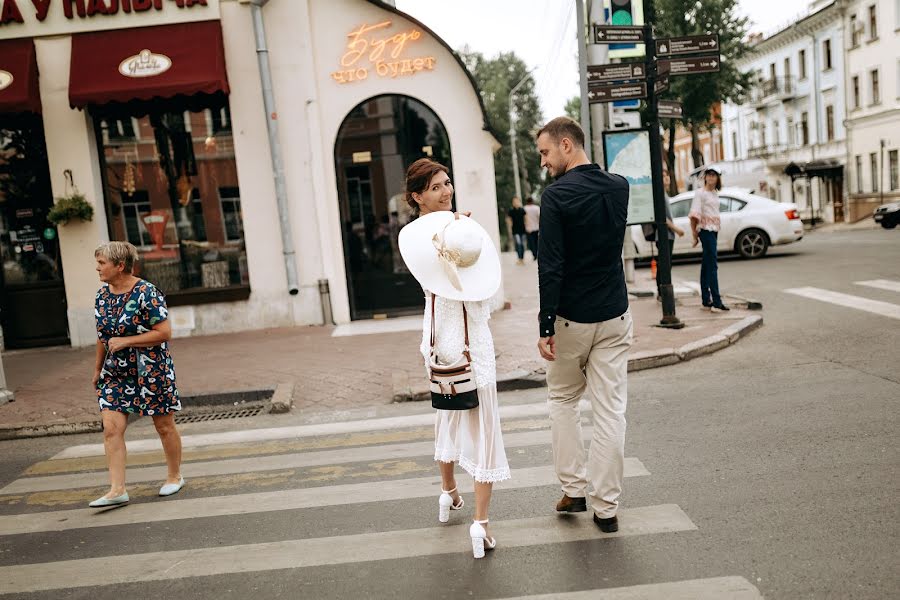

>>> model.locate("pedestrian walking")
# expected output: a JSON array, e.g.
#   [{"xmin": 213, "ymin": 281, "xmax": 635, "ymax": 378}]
[
  {"xmin": 399, "ymin": 158, "xmax": 510, "ymax": 559},
  {"xmin": 90, "ymin": 241, "xmax": 184, "ymax": 508},
  {"xmin": 534, "ymin": 117, "xmax": 633, "ymax": 533},
  {"xmin": 690, "ymin": 167, "xmax": 730, "ymax": 311},
  {"xmin": 524, "ymin": 196, "xmax": 541, "ymax": 260},
  {"xmin": 642, "ymin": 169, "xmax": 685, "ymax": 298},
  {"xmin": 506, "ymin": 196, "xmax": 527, "ymax": 264}
]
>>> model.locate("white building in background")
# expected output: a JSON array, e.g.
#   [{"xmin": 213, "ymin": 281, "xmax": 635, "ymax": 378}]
[
  {"xmin": 722, "ymin": 0, "xmax": 847, "ymax": 223},
  {"xmin": 843, "ymin": 0, "xmax": 900, "ymax": 221}
]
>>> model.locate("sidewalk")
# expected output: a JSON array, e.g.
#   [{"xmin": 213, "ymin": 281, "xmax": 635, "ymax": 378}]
[
  {"xmin": 0, "ymin": 253, "xmax": 762, "ymax": 437},
  {"xmin": 804, "ymin": 216, "xmax": 879, "ymax": 234}
]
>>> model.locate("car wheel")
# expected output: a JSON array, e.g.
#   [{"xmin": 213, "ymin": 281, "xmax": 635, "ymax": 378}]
[
  {"xmin": 882, "ymin": 220, "xmax": 897, "ymax": 229},
  {"xmin": 736, "ymin": 228, "xmax": 769, "ymax": 259}
]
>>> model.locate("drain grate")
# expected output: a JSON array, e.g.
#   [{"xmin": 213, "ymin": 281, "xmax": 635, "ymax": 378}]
[{"xmin": 175, "ymin": 406, "xmax": 265, "ymax": 424}]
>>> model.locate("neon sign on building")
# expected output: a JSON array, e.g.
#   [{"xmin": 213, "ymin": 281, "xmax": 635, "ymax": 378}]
[{"xmin": 331, "ymin": 20, "xmax": 436, "ymax": 84}]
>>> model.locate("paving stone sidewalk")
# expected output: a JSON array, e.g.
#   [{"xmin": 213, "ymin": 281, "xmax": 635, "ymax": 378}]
[{"xmin": 0, "ymin": 253, "xmax": 761, "ymax": 437}]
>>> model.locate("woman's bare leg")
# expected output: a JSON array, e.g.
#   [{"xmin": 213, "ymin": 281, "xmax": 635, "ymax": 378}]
[
  {"xmin": 101, "ymin": 410, "xmax": 128, "ymax": 497},
  {"xmin": 439, "ymin": 461, "xmax": 461, "ymax": 504},
  {"xmin": 152, "ymin": 414, "xmax": 182, "ymax": 484},
  {"xmin": 474, "ymin": 481, "xmax": 493, "ymax": 538}
]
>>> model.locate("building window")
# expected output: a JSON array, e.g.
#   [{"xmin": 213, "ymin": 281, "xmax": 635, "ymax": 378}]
[
  {"xmin": 773, "ymin": 120, "xmax": 780, "ymax": 146},
  {"xmin": 97, "ymin": 105, "xmax": 247, "ymax": 297},
  {"xmin": 868, "ymin": 4, "xmax": 878, "ymax": 40},
  {"xmin": 855, "ymin": 155, "xmax": 863, "ymax": 192},
  {"xmin": 870, "ymin": 153, "xmax": 879, "ymax": 192},
  {"xmin": 102, "ymin": 118, "xmax": 136, "ymax": 142},
  {"xmin": 823, "ymin": 39, "xmax": 832, "ymax": 70},
  {"xmin": 889, "ymin": 150, "xmax": 898, "ymax": 190},
  {"xmin": 825, "ymin": 105, "xmax": 834, "ymax": 141},
  {"xmin": 732, "ymin": 131, "xmax": 738, "ymax": 157},
  {"xmin": 852, "ymin": 76, "xmax": 860, "ymax": 108},
  {"xmin": 850, "ymin": 14, "xmax": 860, "ymax": 47},
  {"xmin": 769, "ymin": 63, "xmax": 776, "ymax": 81},
  {"xmin": 798, "ymin": 49, "xmax": 807, "ymax": 79},
  {"xmin": 783, "ymin": 57, "xmax": 791, "ymax": 80},
  {"xmin": 787, "ymin": 117, "xmax": 795, "ymax": 145},
  {"xmin": 800, "ymin": 112, "xmax": 809, "ymax": 145},
  {"xmin": 219, "ymin": 187, "xmax": 244, "ymax": 241},
  {"xmin": 870, "ymin": 69, "xmax": 881, "ymax": 104}
]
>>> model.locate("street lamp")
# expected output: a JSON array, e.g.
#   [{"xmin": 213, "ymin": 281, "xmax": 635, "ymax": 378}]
[{"xmin": 508, "ymin": 72, "xmax": 533, "ymax": 201}]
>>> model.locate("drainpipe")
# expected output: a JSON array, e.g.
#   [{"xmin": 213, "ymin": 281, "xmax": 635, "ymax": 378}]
[{"xmin": 250, "ymin": 0, "xmax": 300, "ymax": 295}]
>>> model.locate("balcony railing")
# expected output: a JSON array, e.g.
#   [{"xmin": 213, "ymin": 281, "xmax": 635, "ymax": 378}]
[{"xmin": 751, "ymin": 76, "xmax": 797, "ymax": 105}]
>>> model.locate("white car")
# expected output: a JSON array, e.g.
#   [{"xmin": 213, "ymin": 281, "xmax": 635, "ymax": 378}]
[{"xmin": 631, "ymin": 188, "xmax": 804, "ymax": 259}]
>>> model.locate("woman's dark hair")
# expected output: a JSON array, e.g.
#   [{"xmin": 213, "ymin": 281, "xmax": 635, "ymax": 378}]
[
  {"xmin": 405, "ymin": 158, "xmax": 449, "ymax": 213},
  {"xmin": 705, "ymin": 169, "xmax": 722, "ymax": 191}
]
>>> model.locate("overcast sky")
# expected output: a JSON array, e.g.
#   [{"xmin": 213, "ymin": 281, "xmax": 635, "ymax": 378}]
[{"xmin": 394, "ymin": 0, "xmax": 812, "ymax": 119}]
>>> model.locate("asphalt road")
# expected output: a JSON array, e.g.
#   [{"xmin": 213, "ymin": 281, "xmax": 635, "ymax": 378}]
[{"xmin": 0, "ymin": 228, "xmax": 897, "ymax": 599}]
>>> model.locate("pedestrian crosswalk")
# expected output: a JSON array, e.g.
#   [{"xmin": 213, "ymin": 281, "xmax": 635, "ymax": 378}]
[
  {"xmin": 0, "ymin": 400, "xmax": 763, "ymax": 598},
  {"xmin": 784, "ymin": 278, "xmax": 900, "ymax": 320}
]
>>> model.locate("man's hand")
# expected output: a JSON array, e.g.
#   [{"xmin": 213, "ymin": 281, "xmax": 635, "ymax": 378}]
[
  {"xmin": 107, "ymin": 337, "xmax": 131, "ymax": 354},
  {"xmin": 537, "ymin": 336, "xmax": 556, "ymax": 361}
]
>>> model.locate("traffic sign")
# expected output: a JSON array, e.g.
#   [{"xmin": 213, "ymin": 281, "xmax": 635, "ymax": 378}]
[
  {"xmin": 657, "ymin": 54, "xmax": 721, "ymax": 75},
  {"xmin": 587, "ymin": 82, "xmax": 647, "ymax": 103},
  {"xmin": 655, "ymin": 34, "xmax": 719, "ymax": 57},
  {"xmin": 586, "ymin": 63, "xmax": 646, "ymax": 83},
  {"xmin": 593, "ymin": 24, "xmax": 646, "ymax": 44},
  {"xmin": 654, "ymin": 74, "xmax": 669, "ymax": 94},
  {"xmin": 658, "ymin": 100, "xmax": 683, "ymax": 118}
]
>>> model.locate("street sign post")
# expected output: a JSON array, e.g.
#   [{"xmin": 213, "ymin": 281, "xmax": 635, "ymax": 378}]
[
  {"xmin": 586, "ymin": 63, "xmax": 646, "ymax": 83},
  {"xmin": 593, "ymin": 24, "xmax": 646, "ymax": 43},
  {"xmin": 658, "ymin": 54, "xmax": 721, "ymax": 75},
  {"xmin": 655, "ymin": 34, "xmax": 719, "ymax": 57},
  {"xmin": 587, "ymin": 82, "xmax": 647, "ymax": 103},
  {"xmin": 654, "ymin": 73, "xmax": 669, "ymax": 94},
  {"xmin": 657, "ymin": 100, "xmax": 683, "ymax": 119}
]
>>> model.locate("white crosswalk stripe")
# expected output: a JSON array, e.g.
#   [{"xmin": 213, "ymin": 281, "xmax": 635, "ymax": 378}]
[
  {"xmin": 0, "ymin": 411, "xmax": 759, "ymax": 598},
  {"xmin": 854, "ymin": 279, "xmax": 900, "ymax": 293},
  {"xmin": 784, "ymin": 286, "xmax": 900, "ymax": 320}
]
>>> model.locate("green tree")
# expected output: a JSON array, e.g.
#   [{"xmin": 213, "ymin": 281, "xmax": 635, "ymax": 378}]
[
  {"xmin": 459, "ymin": 50, "xmax": 544, "ymax": 237},
  {"xmin": 653, "ymin": 0, "xmax": 753, "ymax": 193},
  {"xmin": 564, "ymin": 95, "xmax": 581, "ymax": 121}
]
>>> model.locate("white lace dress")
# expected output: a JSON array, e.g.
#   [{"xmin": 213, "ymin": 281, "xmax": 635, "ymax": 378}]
[{"xmin": 420, "ymin": 292, "xmax": 511, "ymax": 483}]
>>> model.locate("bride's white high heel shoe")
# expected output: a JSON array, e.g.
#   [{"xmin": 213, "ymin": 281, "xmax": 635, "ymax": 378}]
[
  {"xmin": 469, "ymin": 519, "xmax": 497, "ymax": 559},
  {"xmin": 438, "ymin": 486, "xmax": 465, "ymax": 523}
]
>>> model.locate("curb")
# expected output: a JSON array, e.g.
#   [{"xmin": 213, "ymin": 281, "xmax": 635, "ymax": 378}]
[{"xmin": 392, "ymin": 314, "xmax": 763, "ymax": 402}]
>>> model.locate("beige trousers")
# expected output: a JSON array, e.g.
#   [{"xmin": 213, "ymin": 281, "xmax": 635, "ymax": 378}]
[{"xmin": 546, "ymin": 310, "xmax": 633, "ymax": 518}]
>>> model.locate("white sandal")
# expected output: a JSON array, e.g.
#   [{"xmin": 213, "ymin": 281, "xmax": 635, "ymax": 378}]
[
  {"xmin": 469, "ymin": 519, "xmax": 497, "ymax": 559},
  {"xmin": 438, "ymin": 486, "xmax": 465, "ymax": 523}
]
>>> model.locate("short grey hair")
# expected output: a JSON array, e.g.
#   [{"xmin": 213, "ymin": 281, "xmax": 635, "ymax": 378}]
[{"xmin": 94, "ymin": 241, "xmax": 139, "ymax": 273}]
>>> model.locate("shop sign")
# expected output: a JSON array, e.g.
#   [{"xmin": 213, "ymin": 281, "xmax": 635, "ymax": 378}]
[
  {"xmin": 118, "ymin": 49, "xmax": 172, "ymax": 78},
  {"xmin": 331, "ymin": 20, "xmax": 436, "ymax": 85},
  {"xmin": 352, "ymin": 151, "xmax": 372, "ymax": 164},
  {"xmin": 0, "ymin": 69, "xmax": 12, "ymax": 90},
  {"xmin": 0, "ymin": 0, "xmax": 219, "ymax": 40},
  {"xmin": 43, "ymin": 227, "xmax": 56, "ymax": 240}
]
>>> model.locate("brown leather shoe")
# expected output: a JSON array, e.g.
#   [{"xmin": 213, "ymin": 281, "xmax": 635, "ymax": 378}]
[
  {"xmin": 593, "ymin": 513, "xmax": 619, "ymax": 533},
  {"xmin": 556, "ymin": 494, "xmax": 587, "ymax": 513}
]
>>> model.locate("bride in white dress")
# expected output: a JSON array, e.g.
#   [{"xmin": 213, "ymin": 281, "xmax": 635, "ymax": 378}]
[{"xmin": 399, "ymin": 158, "xmax": 510, "ymax": 559}]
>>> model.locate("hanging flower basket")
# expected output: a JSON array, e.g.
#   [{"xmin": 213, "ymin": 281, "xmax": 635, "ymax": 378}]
[{"xmin": 47, "ymin": 169, "xmax": 94, "ymax": 226}]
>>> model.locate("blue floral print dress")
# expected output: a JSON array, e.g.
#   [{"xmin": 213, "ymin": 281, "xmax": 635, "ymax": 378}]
[{"xmin": 95, "ymin": 279, "xmax": 181, "ymax": 415}]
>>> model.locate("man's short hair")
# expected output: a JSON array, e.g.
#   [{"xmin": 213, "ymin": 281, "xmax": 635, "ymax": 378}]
[{"xmin": 536, "ymin": 116, "xmax": 585, "ymax": 149}]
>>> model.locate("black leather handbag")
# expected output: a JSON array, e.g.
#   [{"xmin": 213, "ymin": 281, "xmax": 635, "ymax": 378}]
[{"xmin": 428, "ymin": 294, "xmax": 479, "ymax": 411}]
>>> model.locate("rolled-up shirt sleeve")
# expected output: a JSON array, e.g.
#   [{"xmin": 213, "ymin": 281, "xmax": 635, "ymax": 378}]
[
  {"xmin": 538, "ymin": 189, "xmax": 564, "ymax": 337},
  {"xmin": 689, "ymin": 191, "xmax": 703, "ymax": 220}
]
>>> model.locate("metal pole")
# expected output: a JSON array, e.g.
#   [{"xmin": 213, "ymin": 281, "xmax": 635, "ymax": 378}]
[
  {"xmin": 509, "ymin": 73, "xmax": 532, "ymax": 201},
  {"xmin": 644, "ymin": 0, "xmax": 682, "ymax": 328},
  {"xmin": 575, "ymin": 0, "xmax": 592, "ymax": 161},
  {"xmin": 251, "ymin": 0, "xmax": 300, "ymax": 295}
]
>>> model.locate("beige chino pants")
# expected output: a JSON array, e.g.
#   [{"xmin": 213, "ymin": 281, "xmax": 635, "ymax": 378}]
[{"xmin": 546, "ymin": 310, "xmax": 633, "ymax": 518}]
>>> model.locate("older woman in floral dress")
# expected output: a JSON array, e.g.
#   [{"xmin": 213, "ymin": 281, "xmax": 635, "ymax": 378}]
[{"xmin": 90, "ymin": 241, "xmax": 184, "ymax": 508}]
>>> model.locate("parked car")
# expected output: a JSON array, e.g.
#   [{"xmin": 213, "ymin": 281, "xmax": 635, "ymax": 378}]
[
  {"xmin": 873, "ymin": 202, "xmax": 900, "ymax": 229},
  {"xmin": 631, "ymin": 188, "xmax": 804, "ymax": 260}
]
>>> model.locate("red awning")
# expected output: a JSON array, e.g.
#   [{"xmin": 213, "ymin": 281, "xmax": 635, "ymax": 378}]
[
  {"xmin": 69, "ymin": 20, "xmax": 229, "ymax": 111},
  {"xmin": 0, "ymin": 39, "xmax": 41, "ymax": 115}
]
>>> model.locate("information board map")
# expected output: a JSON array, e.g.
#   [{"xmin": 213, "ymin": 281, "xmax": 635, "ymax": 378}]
[{"xmin": 603, "ymin": 129, "xmax": 654, "ymax": 225}]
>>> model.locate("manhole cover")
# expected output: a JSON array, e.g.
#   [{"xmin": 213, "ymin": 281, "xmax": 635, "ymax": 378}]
[{"xmin": 175, "ymin": 406, "xmax": 265, "ymax": 424}]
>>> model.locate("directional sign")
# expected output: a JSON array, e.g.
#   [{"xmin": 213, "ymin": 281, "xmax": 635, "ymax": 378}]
[
  {"xmin": 654, "ymin": 74, "xmax": 670, "ymax": 94},
  {"xmin": 658, "ymin": 54, "xmax": 721, "ymax": 76},
  {"xmin": 587, "ymin": 82, "xmax": 647, "ymax": 103},
  {"xmin": 658, "ymin": 100, "xmax": 684, "ymax": 119},
  {"xmin": 593, "ymin": 24, "xmax": 646, "ymax": 44},
  {"xmin": 656, "ymin": 34, "xmax": 719, "ymax": 57},
  {"xmin": 586, "ymin": 63, "xmax": 646, "ymax": 84}
]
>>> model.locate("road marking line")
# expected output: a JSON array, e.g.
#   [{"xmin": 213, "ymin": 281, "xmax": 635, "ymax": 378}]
[
  {"xmin": 0, "ymin": 505, "xmax": 696, "ymax": 594},
  {"xmin": 784, "ymin": 287, "xmax": 900, "ymax": 320},
  {"xmin": 854, "ymin": 279, "xmax": 900, "ymax": 293},
  {"xmin": 50, "ymin": 400, "xmax": 587, "ymax": 460},
  {"xmin": 5, "ymin": 430, "xmax": 647, "ymax": 494},
  {"xmin": 0, "ymin": 463, "xmax": 648, "ymax": 535},
  {"xmin": 499, "ymin": 576, "xmax": 763, "ymax": 599}
]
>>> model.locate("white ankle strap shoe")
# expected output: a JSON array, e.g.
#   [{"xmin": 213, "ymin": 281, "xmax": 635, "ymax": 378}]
[
  {"xmin": 469, "ymin": 519, "xmax": 496, "ymax": 559},
  {"xmin": 438, "ymin": 486, "xmax": 465, "ymax": 523}
]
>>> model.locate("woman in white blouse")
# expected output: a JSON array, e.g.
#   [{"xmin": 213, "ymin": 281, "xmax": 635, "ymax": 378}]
[{"xmin": 689, "ymin": 167, "xmax": 729, "ymax": 311}]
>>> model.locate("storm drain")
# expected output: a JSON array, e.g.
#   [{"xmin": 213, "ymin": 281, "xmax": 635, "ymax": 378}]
[{"xmin": 175, "ymin": 406, "xmax": 265, "ymax": 424}]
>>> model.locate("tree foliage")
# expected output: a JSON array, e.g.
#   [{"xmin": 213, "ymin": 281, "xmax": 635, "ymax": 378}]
[
  {"xmin": 564, "ymin": 95, "xmax": 581, "ymax": 122},
  {"xmin": 458, "ymin": 49, "xmax": 544, "ymax": 233}
]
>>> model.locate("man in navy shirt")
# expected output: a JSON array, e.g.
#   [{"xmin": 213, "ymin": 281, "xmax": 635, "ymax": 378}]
[{"xmin": 535, "ymin": 117, "xmax": 633, "ymax": 533}]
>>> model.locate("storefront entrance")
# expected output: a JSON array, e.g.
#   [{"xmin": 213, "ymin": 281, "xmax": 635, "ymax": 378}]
[
  {"xmin": 0, "ymin": 116, "xmax": 68, "ymax": 348},
  {"xmin": 335, "ymin": 95, "xmax": 452, "ymax": 320}
]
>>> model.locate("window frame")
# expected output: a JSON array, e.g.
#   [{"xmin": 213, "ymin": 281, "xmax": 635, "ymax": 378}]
[
  {"xmin": 889, "ymin": 150, "xmax": 898, "ymax": 191},
  {"xmin": 798, "ymin": 49, "xmax": 807, "ymax": 80},
  {"xmin": 825, "ymin": 105, "xmax": 835, "ymax": 141},
  {"xmin": 870, "ymin": 69, "xmax": 881, "ymax": 105},
  {"xmin": 823, "ymin": 39, "xmax": 833, "ymax": 70},
  {"xmin": 870, "ymin": 152, "xmax": 879, "ymax": 192},
  {"xmin": 868, "ymin": 4, "xmax": 878, "ymax": 40}
]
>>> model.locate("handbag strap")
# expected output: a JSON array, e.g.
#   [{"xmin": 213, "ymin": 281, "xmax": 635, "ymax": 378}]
[{"xmin": 430, "ymin": 293, "xmax": 470, "ymax": 355}]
